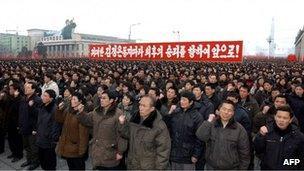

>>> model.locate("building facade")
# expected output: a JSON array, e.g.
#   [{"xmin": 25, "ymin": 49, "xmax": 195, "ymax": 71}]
[
  {"xmin": 295, "ymin": 26, "xmax": 304, "ymax": 62},
  {"xmin": 0, "ymin": 33, "xmax": 30, "ymax": 56},
  {"xmin": 27, "ymin": 29, "xmax": 134, "ymax": 58}
]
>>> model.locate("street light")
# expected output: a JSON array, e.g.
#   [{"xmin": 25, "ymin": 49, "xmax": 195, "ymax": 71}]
[
  {"xmin": 128, "ymin": 23, "xmax": 141, "ymax": 40},
  {"xmin": 173, "ymin": 30, "xmax": 180, "ymax": 41}
]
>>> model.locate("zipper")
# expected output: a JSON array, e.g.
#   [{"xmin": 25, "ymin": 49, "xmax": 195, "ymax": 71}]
[{"xmin": 280, "ymin": 137, "xmax": 283, "ymax": 142}]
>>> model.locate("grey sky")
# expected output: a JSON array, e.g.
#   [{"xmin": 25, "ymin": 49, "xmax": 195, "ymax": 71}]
[{"xmin": 0, "ymin": 0, "xmax": 303, "ymax": 55}]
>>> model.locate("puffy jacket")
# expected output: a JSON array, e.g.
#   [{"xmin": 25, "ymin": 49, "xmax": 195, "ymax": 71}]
[
  {"xmin": 77, "ymin": 105, "xmax": 127, "ymax": 168},
  {"xmin": 36, "ymin": 101, "xmax": 61, "ymax": 149},
  {"xmin": 196, "ymin": 98, "xmax": 215, "ymax": 120},
  {"xmin": 240, "ymin": 96, "xmax": 260, "ymax": 121},
  {"xmin": 164, "ymin": 103, "xmax": 203, "ymax": 164},
  {"xmin": 234, "ymin": 104, "xmax": 252, "ymax": 134},
  {"xmin": 196, "ymin": 118, "xmax": 250, "ymax": 170},
  {"xmin": 254, "ymin": 123, "xmax": 304, "ymax": 170}
]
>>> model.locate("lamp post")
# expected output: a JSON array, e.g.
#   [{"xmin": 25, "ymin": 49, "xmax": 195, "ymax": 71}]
[{"xmin": 128, "ymin": 23, "xmax": 141, "ymax": 41}]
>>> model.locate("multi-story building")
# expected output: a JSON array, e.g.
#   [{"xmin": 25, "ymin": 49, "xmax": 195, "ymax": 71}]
[
  {"xmin": 295, "ymin": 26, "xmax": 304, "ymax": 62},
  {"xmin": 0, "ymin": 33, "xmax": 30, "ymax": 56}
]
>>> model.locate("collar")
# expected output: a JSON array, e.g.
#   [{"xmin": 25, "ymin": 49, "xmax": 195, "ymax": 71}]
[
  {"xmin": 215, "ymin": 118, "xmax": 237, "ymax": 129},
  {"xmin": 130, "ymin": 110, "xmax": 158, "ymax": 129}
]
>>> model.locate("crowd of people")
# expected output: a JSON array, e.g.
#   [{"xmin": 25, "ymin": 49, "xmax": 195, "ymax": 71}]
[{"xmin": 0, "ymin": 58, "xmax": 303, "ymax": 170}]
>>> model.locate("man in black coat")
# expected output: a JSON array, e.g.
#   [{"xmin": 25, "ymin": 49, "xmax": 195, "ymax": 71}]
[
  {"xmin": 287, "ymin": 84, "xmax": 304, "ymax": 133},
  {"xmin": 203, "ymin": 83, "xmax": 221, "ymax": 110},
  {"xmin": 36, "ymin": 89, "xmax": 60, "ymax": 170},
  {"xmin": 7, "ymin": 83, "xmax": 23, "ymax": 162},
  {"xmin": 19, "ymin": 82, "xmax": 42, "ymax": 170},
  {"xmin": 254, "ymin": 105, "xmax": 304, "ymax": 170},
  {"xmin": 163, "ymin": 91, "xmax": 203, "ymax": 170},
  {"xmin": 193, "ymin": 85, "xmax": 214, "ymax": 120}
]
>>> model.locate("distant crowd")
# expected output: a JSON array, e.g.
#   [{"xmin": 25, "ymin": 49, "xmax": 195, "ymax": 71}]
[{"xmin": 0, "ymin": 59, "xmax": 303, "ymax": 170}]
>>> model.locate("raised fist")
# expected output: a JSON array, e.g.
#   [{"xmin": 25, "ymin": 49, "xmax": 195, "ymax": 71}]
[
  {"xmin": 208, "ymin": 114, "xmax": 216, "ymax": 122},
  {"xmin": 259, "ymin": 126, "xmax": 268, "ymax": 136},
  {"xmin": 119, "ymin": 115, "xmax": 126, "ymax": 125},
  {"xmin": 29, "ymin": 100, "xmax": 34, "ymax": 106},
  {"xmin": 169, "ymin": 105, "xmax": 177, "ymax": 114},
  {"xmin": 14, "ymin": 90, "xmax": 19, "ymax": 97},
  {"xmin": 77, "ymin": 104, "xmax": 84, "ymax": 113}
]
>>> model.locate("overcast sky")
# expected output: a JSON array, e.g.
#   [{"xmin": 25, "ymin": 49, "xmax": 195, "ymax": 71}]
[{"xmin": 0, "ymin": 0, "xmax": 303, "ymax": 55}]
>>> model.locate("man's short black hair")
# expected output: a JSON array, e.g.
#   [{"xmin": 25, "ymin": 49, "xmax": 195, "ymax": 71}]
[
  {"xmin": 193, "ymin": 85, "xmax": 203, "ymax": 91},
  {"xmin": 226, "ymin": 92, "xmax": 240, "ymax": 101},
  {"xmin": 44, "ymin": 72, "xmax": 53, "ymax": 80},
  {"xmin": 276, "ymin": 105, "xmax": 294, "ymax": 118},
  {"xmin": 295, "ymin": 84, "xmax": 304, "ymax": 89},
  {"xmin": 185, "ymin": 80, "xmax": 195, "ymax": 86},
  {"xmin": 274, "ymin": 94, "xmax": 287, "ymax": 101},
  {"xmin": 240, "ymin": 84, "xmax": 250, "ymax": 92},
  {"xmin": 149, "ymin": 87, "xmax": 160, "ymax": 96},
  {"xmin": 205, "ymin": 83, "xmax": 216, "ymax": 90},
  {"xmin": 27, "ymin": 81, "xmax": 38, "ymax": 91},
  {"xmin": 218, "ymin": 100, "xmax": 236, "ymax": 111},
  {"xmin": 180, "ymin": 91, "xmax": 195, "ymax": 102}
]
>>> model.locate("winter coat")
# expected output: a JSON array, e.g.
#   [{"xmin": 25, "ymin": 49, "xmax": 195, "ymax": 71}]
[
  {"xmin": 234, "ymin": 104, "xmax": 252, "ymax": 134},
  {"xmin": 240, "ymin": 96, "xmax": 260, "ymax": 121},
  {"xmin": 288, "ymin": 93, "xmax": 304, "ymax": 133},
  {"xmin": 36, "ymin": 101, "xmax": 61, "ymax": 149},
  {"xmin": 196, "ymin": 97, "xmax": 215, "ymax": 120},
  {"xmin": 18, "ymin": 94, "xmax": 42, "ymax": 135},
  {"xmin": 77, "ymin": 105, "xmax": 128, "ymax": 168},
  {"xmin": 55, "ymin": 107, "xmax": 89, "ymax": 158},
  {"xmin": 196, "ymin": 118, "xmax": 250, "ymax": 170},
  {"xmin": 6, "ymin": 95, "xmax": 22, "ymax": 131},
  {"xmin": 254, "ymin": 123, "xmax": 304, "ymax": 170},
  {"xmin": 163, "ymin": 103, "xmax": 203, "ymax": 164},
  {"xmin": 203, "ymin": 94, "xmax": 221, "ymax": 110},
  {"xmin": 119, "ymin": 110, "xmax": 171, "ymax": 170}
]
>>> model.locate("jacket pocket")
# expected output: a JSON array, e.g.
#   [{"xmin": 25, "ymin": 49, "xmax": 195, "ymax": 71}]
[
  {"xmin": 142, "ymin": 140, "xmax": 155, "ymax": 157},
  {"xmin": 104, "ymin": 142, "xmax": 117, "ymax": 161}
]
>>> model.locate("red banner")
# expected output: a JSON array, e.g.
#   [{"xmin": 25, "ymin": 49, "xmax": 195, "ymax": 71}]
[{"xmin": 89, "ymin": 41, "xmax": 243, "ymax": 62}]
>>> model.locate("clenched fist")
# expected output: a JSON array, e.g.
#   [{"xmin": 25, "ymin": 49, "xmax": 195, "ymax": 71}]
[
  {"xmin": 29, "ymin": 100, "xmax": 34, "ymax": 106},
  {"xmin": 259, "ymin": 126, "xmax": 268, "ymax": 136},
  {"xmin": 208, "ymin": 114, "xmax": 216, "ymax": 122},
  {"xmin": 119, "ymin": 115, "xmax": 126, "ymax": 125},
  {"xmin": 168, "ymin": 105, "xmax": 177, "ymax": 114}
]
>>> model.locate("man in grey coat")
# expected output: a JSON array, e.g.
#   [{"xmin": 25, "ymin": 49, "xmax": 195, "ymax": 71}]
[
  {"xmin": 118, "ymin": 95, "xmax": 171, "ymax": 170},
  {"xmin": 196, "ymin": 100, "xmax": 250, "ymax": 170}
]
